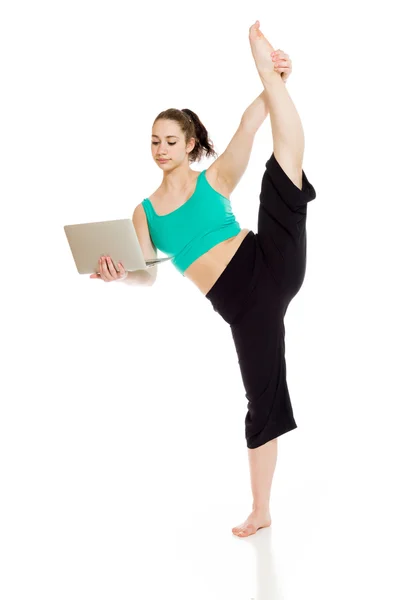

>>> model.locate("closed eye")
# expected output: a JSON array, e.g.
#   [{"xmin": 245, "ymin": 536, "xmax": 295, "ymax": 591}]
[{"xmin": 152, "ymin": 142, "xmax": 176, "ymax": 146}]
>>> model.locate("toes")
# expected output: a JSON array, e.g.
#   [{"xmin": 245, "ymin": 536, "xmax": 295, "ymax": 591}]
[
  {"xmin": 249, "ymin": 21, "xmax": 261, "ymax": 37},
  {"xmin": 232, "ymin": 524, "xmax": 244, "ymax": 534},
  {"xmin": 233, "ymin": 523, "xmax": 257, "ymax": 537},
  {"xmin": 238, "ymin": 524, "xmax": 256, "ymax": 537}
]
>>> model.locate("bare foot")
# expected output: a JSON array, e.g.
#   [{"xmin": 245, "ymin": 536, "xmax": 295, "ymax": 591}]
[
  {"xmin": 232, "ymin": 509, "xmax": 272, "ymax": 538},
  {"xmin": 248, "ymin": 20, "xmax": 276, "ymax": 76}
]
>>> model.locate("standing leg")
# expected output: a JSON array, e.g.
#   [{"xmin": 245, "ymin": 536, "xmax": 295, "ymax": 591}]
[
  {"xmin": 232, "ymin": 439, "xmax": 276, "ymax": 537},
  {"xmin": 249, "ymin": 439, "xmax": 278, "ymax": 513}
]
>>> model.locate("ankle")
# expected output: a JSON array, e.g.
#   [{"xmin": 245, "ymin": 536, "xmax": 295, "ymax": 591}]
[{"xmin": 252, "ymin": 504, "xmax": 270, "ymax": 515}]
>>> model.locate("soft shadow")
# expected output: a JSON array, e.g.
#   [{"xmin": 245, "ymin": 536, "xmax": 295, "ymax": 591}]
[{"xmin": 234, "ymin": 527, "xmax": 285, "ymax": 600}]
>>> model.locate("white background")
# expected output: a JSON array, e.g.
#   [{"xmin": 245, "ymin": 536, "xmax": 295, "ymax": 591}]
[{"xmin": 1, "ymin": 0, "xmax": 399, "ymax": 598}]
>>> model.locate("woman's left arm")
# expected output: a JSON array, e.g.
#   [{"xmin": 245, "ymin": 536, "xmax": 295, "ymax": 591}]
[
  {"xmin": 211, "ymin": 50, "xmax": 292, "ymax": 193},
  {"xmin": 241, "ymin": 90, "xmax": 270, "ymax": 135},
  {"xmin": 242, "ymin": 49, "xmax": 291, "ymax": 133}
]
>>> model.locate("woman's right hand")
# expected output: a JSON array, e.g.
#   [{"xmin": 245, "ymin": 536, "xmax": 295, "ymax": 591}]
[
  {"xmin": 89, "ymin": 255, "xmax": 128, "ymax": 282},
  {"xmin": 271, "ymin": 49, "xmax": 292, "ymax": 84}
]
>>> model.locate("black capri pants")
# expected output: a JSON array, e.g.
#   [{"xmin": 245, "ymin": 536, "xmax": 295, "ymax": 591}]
[{"xmin": 205, "ymin": 152, "xmax": 317, "ymax": 450}]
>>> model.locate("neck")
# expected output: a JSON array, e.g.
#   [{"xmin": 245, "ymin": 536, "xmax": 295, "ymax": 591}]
[{"xmin": 161, "ymin": 163, "xmax": 194, "ymax": 192}]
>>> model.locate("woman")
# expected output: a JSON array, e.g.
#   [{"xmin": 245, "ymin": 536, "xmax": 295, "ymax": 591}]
[{"xmin": 91, "ymin": 21, "xmax": 316, "ymax": 538}]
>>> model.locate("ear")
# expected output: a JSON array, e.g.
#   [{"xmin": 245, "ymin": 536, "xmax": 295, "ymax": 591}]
[{"xmin": 186, "ymin": 137, "xmax": 196, "ymax": 154}]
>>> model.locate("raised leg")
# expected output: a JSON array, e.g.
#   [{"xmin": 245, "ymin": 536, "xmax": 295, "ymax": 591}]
[
  {"xmin": 249, "ymin": 21, "xmax": 305, "ymax": 185},
  {"xmin": 257, "ymin": 151, "xmax": 315, "ymax": 302}
]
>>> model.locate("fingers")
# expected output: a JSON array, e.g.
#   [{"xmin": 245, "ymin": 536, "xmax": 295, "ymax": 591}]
[
  {"xmin": 272, "ymin": 55, "xmax": 291, "ymax": 67},
  {"xmin": 271, "ymin": 50, "xmax": 290, "ymax": 64},
  {"xmin": 272, "ymin": 49, "xmax": 288, "ymax": 59},
  {"xmin": 118, "ymin": 263, "xmax": 127, "ymax": 279},
  {"xmin": 97, "ymin": 256, "xmax": 110, "ymax": 282},
  {"xmin": 106, "ymin": 256, "xmax": 118, "ymax": 277},
  {"xmin": 94, "ymin": 255, "xmax": 126, "ymax": 282},
  {"xmin": 271, "ymin": 50, "xmax": 291, "ymax": 80},
  {"xmin": 98, "ymin": 256, "xmax": 114, "ymax": 282}
]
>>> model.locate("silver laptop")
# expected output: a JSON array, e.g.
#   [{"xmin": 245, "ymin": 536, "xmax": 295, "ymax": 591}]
[{"xmin": 64, "ymin": 218, "xmax": 172, "ymax": 275}]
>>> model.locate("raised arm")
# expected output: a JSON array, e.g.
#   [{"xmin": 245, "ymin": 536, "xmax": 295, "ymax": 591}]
[{"xmin": 210, "ymin": 116, "xmax": 261, "ymax": 196}]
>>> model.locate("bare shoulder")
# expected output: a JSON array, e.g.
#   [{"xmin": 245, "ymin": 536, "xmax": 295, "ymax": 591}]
[
  {"xmin": 133, "ymin": 202, "xmax": 146, "ymax": 221},
  {"xmin": 204, "ymin": 162, "xmax": 232, "ymax": 199}
]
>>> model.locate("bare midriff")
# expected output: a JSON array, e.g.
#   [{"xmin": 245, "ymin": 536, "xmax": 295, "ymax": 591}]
[
  {"xmin": 184, "ymin": 228, "xmax": 251, "ymax": 295},
  {"xmin": 147, "ymin": 167, "xmax": 252, "ymax": 296}
]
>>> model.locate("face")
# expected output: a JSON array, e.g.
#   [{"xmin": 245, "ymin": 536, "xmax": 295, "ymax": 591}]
[{"xmin": 151, "ymin": 119, "xmax": 196, "ymax": 169}]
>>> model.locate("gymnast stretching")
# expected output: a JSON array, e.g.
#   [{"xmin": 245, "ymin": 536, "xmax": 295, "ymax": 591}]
[{"xmin": 91, "ymin": 21, "xmax": 316, "ymax": 538}]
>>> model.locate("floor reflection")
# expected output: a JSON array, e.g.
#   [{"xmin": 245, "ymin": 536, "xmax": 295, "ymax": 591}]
[{"xmin": 234, "ymin": 527, "xmax": 284, "ymax": 600}]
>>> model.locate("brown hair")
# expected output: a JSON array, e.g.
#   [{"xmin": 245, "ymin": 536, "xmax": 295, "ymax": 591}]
[{"xmin": 153, "ymin": 108, "xmax": 218, "ymax": 165}]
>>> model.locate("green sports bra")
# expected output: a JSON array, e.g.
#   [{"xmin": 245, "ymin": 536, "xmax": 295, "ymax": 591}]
[{"xmin": 141, "ymin": 169, "xmax": 242, "ymax": 276}]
